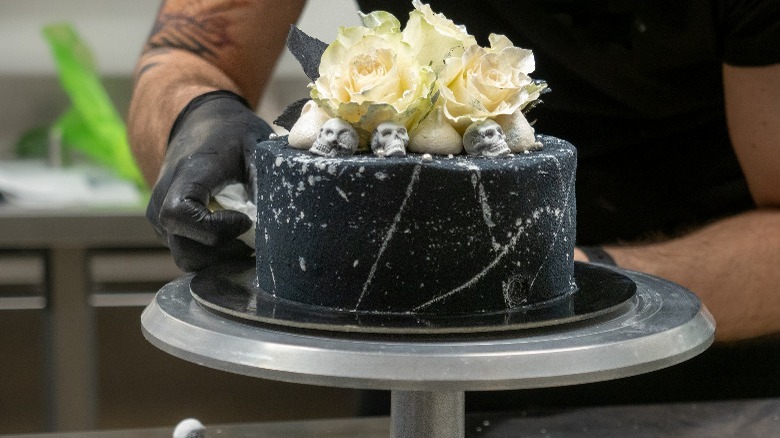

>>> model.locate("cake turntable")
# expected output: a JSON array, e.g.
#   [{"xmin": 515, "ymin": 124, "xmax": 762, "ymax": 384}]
[{"xmin": 141, "ymin": 261, "xmax": 714, "ymax": 437}]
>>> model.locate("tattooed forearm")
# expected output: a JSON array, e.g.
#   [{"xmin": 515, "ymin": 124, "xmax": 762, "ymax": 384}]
[
  {"xmin": 146, "ymin": 13, "xmax": 231, "ymax": 60},
  {"xmin": 143, "ymin": 1, "xmax": 247, "ymax": 61},
  {"xmin": 137, "ymin": 61, "xmax": 162, "ymax": 79}
]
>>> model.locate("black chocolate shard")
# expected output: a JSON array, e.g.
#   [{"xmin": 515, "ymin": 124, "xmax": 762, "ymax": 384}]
[
  {"xmin": 286, "ymin": 25, "xmax": 328, "ymax": 82},
  {"xmin": 274, "ymin": 98, "xmax": 311, "ymax": 131},
  {"xmin": 523, "ymin": 99, "xmax": 544, "ymax": 115}
]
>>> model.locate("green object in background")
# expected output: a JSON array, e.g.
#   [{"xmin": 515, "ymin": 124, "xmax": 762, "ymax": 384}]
[
  {"xmin": 14, "ymin": 126, "xmax": 50, "ymax": 159},
  {"xmin": 42, "ymin": 23, "xmax": 148, "ymax": 191}
]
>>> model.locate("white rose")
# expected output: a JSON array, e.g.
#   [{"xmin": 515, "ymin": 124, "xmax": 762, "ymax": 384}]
[
  {"xmin": 437, "ymin": 34, "xmax": 547, "ymax": 133},
  {"xmin": 311, "ymin": 15, "xmax": 436, "ymax": 146},
  {"xmin": 403, "ymin": 0, "xmax": 477, "ymax": 70}
]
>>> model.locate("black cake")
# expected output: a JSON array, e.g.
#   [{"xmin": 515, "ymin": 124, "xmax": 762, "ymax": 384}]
[{"xmin": 254, "ymin": 135, "xmax": 577, "ymax": 315}]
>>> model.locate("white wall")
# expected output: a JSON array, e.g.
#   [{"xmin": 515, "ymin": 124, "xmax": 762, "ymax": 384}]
[
  {"xmin": 0, "ymin": 0, "xmax": 361, "ymax": 78},
  {"xmin": 0, "ymin": 0, "xmax": 362, "ymax": 157}
]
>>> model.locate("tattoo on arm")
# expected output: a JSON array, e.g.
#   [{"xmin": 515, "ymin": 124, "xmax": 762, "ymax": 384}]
[
  {"xmin": 137, "ymin": 61, "xmax": 161, "ymax": 78},
  {"xmin": 143, "ymin": 1, "xmax": 243, "ymax": 61}
]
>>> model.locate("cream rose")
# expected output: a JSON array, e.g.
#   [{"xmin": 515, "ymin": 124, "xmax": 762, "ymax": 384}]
[
  {"xmin": 437, "ymin": 33, "xmax": 547, "ymax": 133},
  {"xmin": 310, "ymin": 13, "xmax": 436, "ymax": 146},
  {"xmin": 402, "ymin": 0, "xmax": 477, "ymax": 70}
]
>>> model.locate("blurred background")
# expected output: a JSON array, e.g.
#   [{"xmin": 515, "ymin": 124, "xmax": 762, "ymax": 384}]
[{"xmin": 0, "ymin": 0, "xmax": 365, "ymax": 434}]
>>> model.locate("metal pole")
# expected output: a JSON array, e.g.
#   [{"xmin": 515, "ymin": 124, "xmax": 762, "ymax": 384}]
[
  {"xmin": 390, "ymin": 390, "xmax": 465, "ymax": 438},
  {"xmin": 44, "ymin": 247, "xmax": 97, "ymax": 431}
]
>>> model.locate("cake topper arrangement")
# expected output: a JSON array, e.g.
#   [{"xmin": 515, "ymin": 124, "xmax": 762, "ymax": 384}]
[{"xmin": 277, "ymin": 0, "xmax": 548, "ymax": 158}]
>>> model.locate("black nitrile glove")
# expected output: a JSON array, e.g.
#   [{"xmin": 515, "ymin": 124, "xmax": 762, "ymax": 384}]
[{"xmin": 147, "ymin": 90, "xmax": 273, "ymax": 271}]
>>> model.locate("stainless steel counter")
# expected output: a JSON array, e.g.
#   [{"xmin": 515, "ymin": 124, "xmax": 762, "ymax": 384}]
[
  {"xmin": 1, "ymin": 417, "xmax": 389, "ymax": 438},
  {"xmin": 0, "ymin": 204, "xmax": 173, "ymax": 432},
  {"xmin": 0, "ymin": 205, "xmax": 159, "ymax": 248},
  {"xmin": 3, "ymin": 398, "xmax": 779, "ymax": 437}
]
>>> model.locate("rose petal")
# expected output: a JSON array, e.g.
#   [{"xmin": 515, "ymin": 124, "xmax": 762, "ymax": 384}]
[
  {"xmin": 403, "ymin": 2, "xmax": 477, "ymax": 70},
  {"xmin": 359, "ymin": 10, "xmax": 401, "ymax": 33}
]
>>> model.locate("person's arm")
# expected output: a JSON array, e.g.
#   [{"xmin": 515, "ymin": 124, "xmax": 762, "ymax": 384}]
[
  {"xmin": 128, "ymin": 0, "xmax": 306, "ymax": 185},
  {"xmin": 576, "ymin": 63, "xmax": 780, "ymax": 342},
  {"xmin": 128, "ymin": 0, "xmax": 306, "ymax": 271}
]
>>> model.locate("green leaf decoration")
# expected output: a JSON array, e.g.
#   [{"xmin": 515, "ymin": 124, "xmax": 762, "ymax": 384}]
[{"xmin": 42, "ymin": 23, "xmax": 148, "ymax": 191}]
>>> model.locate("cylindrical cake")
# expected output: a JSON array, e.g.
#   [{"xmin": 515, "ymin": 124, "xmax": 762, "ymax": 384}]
[{"xmin": 254, "ymin": 135, "xmax": 577, "ymax": 315}]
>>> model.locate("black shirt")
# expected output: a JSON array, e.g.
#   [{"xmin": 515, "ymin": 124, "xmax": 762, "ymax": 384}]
[
  {"xmin": 351, "ymin": 1, "xmax": 780, "ymax": 410},
  {"xmin": 357, "ymin": 0, "xmax": 780, "ymax": 244}
]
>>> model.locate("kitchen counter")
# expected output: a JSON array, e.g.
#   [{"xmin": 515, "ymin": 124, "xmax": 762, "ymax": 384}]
[
  {"xmin": 3, "ymin": 398, "xmax": 779, "ymax": 437},
  {"xmin": 0, "ymin": 204, "xmax": 174, "ymax": 432}
]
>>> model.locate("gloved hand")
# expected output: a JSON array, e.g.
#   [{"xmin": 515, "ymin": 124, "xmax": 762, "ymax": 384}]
[{"xmin": 147, "ymin": 90, "xmax": 273, "ymax": 271}]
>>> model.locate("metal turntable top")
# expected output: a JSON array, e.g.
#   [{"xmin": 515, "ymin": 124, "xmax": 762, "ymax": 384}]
[{"xmin": 141, "ymin": 264, "xmax": 714, "ymax": 392}]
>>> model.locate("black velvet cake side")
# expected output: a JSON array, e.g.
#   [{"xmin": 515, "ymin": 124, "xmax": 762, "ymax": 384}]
[{"xmin": 254, "ymin": 135, "xmax": 577, "ymax": 315}]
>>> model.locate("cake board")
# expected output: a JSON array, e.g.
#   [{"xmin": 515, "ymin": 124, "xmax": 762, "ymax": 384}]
[{"xmin": 141, "ymin": 262, "xmax": 714, "ymax": 438}]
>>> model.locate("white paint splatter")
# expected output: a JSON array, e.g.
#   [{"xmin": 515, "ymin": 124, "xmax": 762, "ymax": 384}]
[
  {"xmin": 355, "ymin": 164, "xmax": 422, "ymax": 310},
  {"xmin": 335, "ymin": 186, "xmax": 349, "ymax": 202},
  {"xmin": 525, "ymin": 156, "xmax": 573, "ymax": 293},
  {"xmin": 264, "ymin": 227, "xmax": 277, "ymax": 296},
  {"xmin": 414, "ymin": 163, "xmax": 576, "ymax": 311},
  {"xmin": 475, "ymin": 175, "xmax": 496, "ymax": 228},
  {"xmin": 471, "ymin": 170, "xmax": 498, "ymax": 250}
]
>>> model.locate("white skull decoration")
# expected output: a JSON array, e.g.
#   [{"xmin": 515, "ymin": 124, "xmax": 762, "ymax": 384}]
[
  {"xmin": 462, "ymin": 120, "xmax": 510, "ymax": 157},
  {"xmin": 310, "ymin": 118, "xmax": 359, "ymax": 157},
  {"xmin": 370, "ymin": 122, "xmax": 409, "ymax": 157}
]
